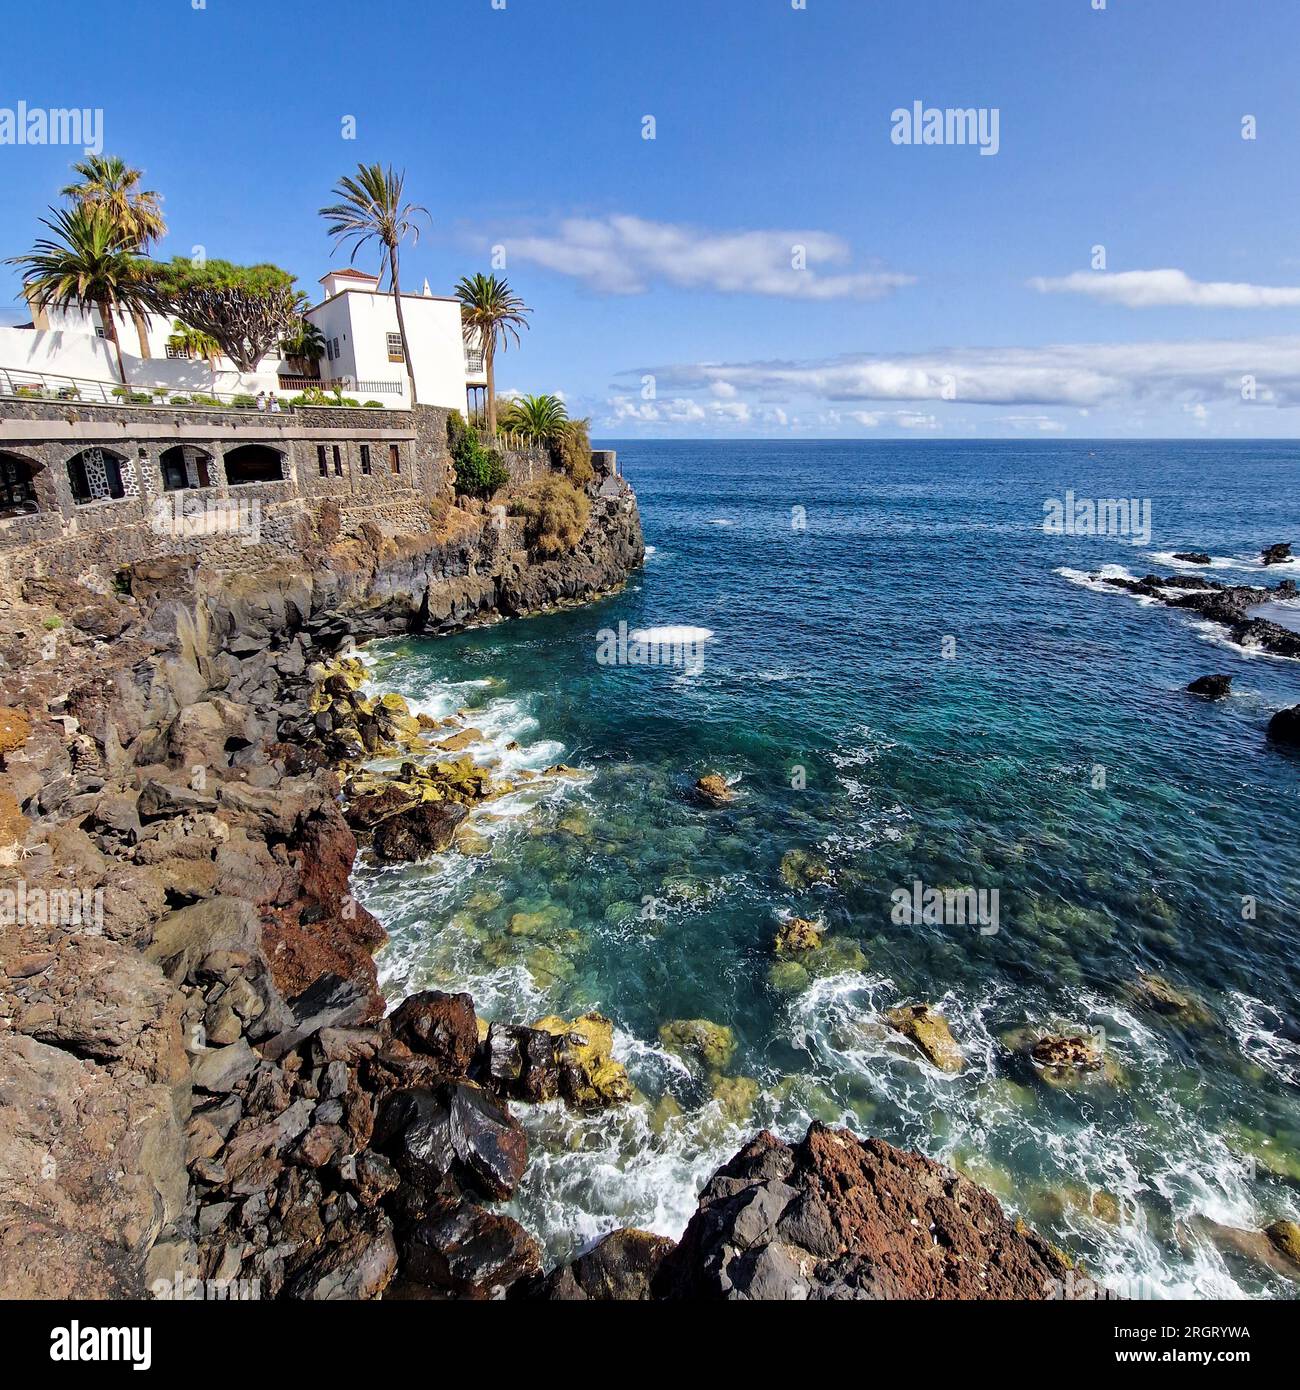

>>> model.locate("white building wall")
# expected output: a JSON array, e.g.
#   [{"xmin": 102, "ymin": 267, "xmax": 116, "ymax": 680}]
[{"xmin": 305, "ymin": 290, "xmax": 470, "ymax": 409}]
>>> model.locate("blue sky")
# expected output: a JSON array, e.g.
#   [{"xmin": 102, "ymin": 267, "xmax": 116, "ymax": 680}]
[{"xmin": 3, "ymin": 0, "xmax": 1300, "ymax": 437}]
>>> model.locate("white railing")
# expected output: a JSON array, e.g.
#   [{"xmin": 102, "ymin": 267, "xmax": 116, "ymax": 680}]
[{"xmin": 465, "ymin": 351, "xmax": 485, "ymax": 373}]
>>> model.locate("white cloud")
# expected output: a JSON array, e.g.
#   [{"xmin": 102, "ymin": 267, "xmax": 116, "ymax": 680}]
[
  {"xmin": 895, "ymin": 411, "xmax": 940, "ymax": 430},
  {"xmin": 504, "ymin": 215, "xmax": 914, "ymax": 300},
  {"xmin": 1029, "ymin": 268, "xmax": 1300, "ymax": 309},
  {"xmin": 1000, "ymin": 413, "xmax": 1067, "ymax": 433},
  {"xmin": 635, "ymin": 336, "xmax": 1300, "ymax": 409}
]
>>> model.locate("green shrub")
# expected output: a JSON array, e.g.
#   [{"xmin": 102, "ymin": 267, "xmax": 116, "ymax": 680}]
[
  {"xmin": 509, "ymin": 474, "xmax": 590, "ymax": 555},
  {"xmin": 552, "ymin": 418, "xmax": 594, "ymax": 486},
  {"xmin": 111, "ymin": 386, "xmax": 152, "ymax": 404},
  {"xmin": 42, "ymin": 615, "xmax": 62, "ymax": 631},
  {"xmin": 231, "ymin": 393, "xmax": 257, "ymax": 409},
  {"xmin": 190, "ymin": 393, "xmax": 220, "ymax": 407},
  {"xmin": 169, "ymin": 395, "xmax": 191, "ymax": 405},
  {"xmin": 363, "ymin": 400, "xmax": 383, "ymax": 409},
  {"xmin": 449, "ymin": 411, "xmax": 508, "ymax": 498},
  {"xmin": 15, "ymin": 385, "xmax": 46, "ymax": 399}
]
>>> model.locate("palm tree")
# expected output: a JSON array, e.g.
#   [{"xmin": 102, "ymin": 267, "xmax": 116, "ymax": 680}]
[
  {"xmin": 168, "ymin": 320, "xmax": 222, "ymax": 387},
  {"xmin": 455, "ymin": 273, "xmax": 531, "ymax": 434},
  {"xmin": 7, "ymin": 204, "xmax": 152, "ymax": 383},
  {"xmin": 62, "ymin": 155, "xmax": 166, "ymax": 359},
  {"xmin": 278, "ymin": 315, "xmax": 327, "ymax": 377},
  {"xmin": 319, "ymin": 163, "xmax": 428, "ymax": 404},
  {"xmin": 500, "ymin": 392, "xmax": 569, "ymax": 443}
]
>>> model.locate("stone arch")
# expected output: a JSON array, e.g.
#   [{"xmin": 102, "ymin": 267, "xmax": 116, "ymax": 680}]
[
  {"xmin": 223, "ymin": 443, "xmax": 285, "ymax": 486},
  {"xmin": 0, "ymin": 450, "xmax": 42, "ymax": 517},
  {"xmin": 66, "ymin": 447, "xmax": 128, "ymax": 505},
  {"xmin": 159, "ymin": 445, "xmax": 214, "ymax": 492}
]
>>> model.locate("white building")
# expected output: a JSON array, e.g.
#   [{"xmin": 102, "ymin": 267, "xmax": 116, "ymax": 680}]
[
  {"xmin": 307, "ymin": 268, "xmax": 486, "ymax": 411},
  {"xmin": 0, "ymin": 266, "xmax": 486, "ymax": 414}
]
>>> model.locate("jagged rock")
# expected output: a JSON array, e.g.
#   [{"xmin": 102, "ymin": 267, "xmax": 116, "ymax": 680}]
[
  {"xmin": 191, "ymin": 1038, "xmax": 258, "ymax": 1094},
  {"xmin": 1173, "ymin": 552, "xmax": 1211, "ymax": 564},
  {"xmin": 693, "ymin": 774, "xmax": 734, "ymax": 807},
  {"xmin": 401, "ymin": 1201, "xmax": 542, "ymax": 1298},
  {"xmin": 437, "ymin": 727, "xmax": 483, "ymax": 753},
  {"xmin": 285, "ymin": 1215, "xmax": 398, "ymax": 1300},
  {"xmin": 658, "ymin": 1018, "xmax": 736, "ymax": 1072},
  {"xmin": 1187, "ymin": 674, "xmax": 1232, "ymax": 699},
  {"xmin": 525, "ymin": 1228, "xmax": 676, "ymax": 1300},
  {"xmin": 654, "ymin": 1124, "xmax": 1072, "ymax": 1300},
  {"xmin": 775, "ymin": 917, "xmax": 824, "ymax": 955},
  {"xmin": 372, "ymin": 1083, "xmax": 528, "ymax": 1204},
  {"xmin": 0, "ymin": 706, "xmax": 32, "ymax": 755},
  {"xmin": 388, "ymin": 990, "xmax": 479, "ymax": 1076},
  {"xmin": 485, "ymin": 1022, "xmax": 560, "ymax": 1104},
  {"xmin": 1266, "ymin": 1219, "xmax": 1300, "ymax": 1269},
  {"xmin": 885, "ymin": 1003, "xmax": 964, "ymax": 1074},
  {"xmin": 531, "ymin": 1013, "xmax": 632, "ymax": 1109},
  {"xmin": 0, "ymin": 1033, "xmax": 187, "ymax": 1298},
  {"xmin": 1261, "ymin": 542, "xmax": 1293, "ymax": 566},
  {"xmin": 371, "ymin": 801, "xmax": 469, "ymax": 862},
  {"xmin": 1267, "ymin": 705, "xmax": 1300, "ymax": 749}
]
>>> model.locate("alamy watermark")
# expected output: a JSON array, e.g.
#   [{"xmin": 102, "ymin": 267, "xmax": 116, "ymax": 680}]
[
  {"xmin": 0, "ymin": 881, "xmax": 103, "ymax": 930},
  {"xmin": 891, "ymin": 101, "xmax": 1000, "ymax": 156},
  {"xmin": 595, "ymin": 620, "xmax": 708, "ymax": 675},
  {"xmin": 0, "ymin": 102, "xmax": 102, "ymax": 155},
  {"xmin": 891, "ymin": 879, "xmax": 1000, "ymax": 935},
  {"xmin": 1043, "ymin": 490, "xmax": 1151, "ymax": 546},
  {"xmin": 152, "ymin": 495, "xmax": 262, "ymax": 547}
]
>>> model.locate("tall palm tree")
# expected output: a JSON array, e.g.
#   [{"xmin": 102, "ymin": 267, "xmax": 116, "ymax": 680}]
[
  {"xmin": 319, "ymin": 163, "xmax": 428, "ymax": 404},
  {"xmin": 278, "ymin": 315, "xmax": 327, "ymax": 377},
  {"xmin": 62, "ymin": 155, "xmax": 166, "ymax": 359},
  {"xmin": 7, "ymin": 204, "xmax": 152, "ymax": 383},
  {"xmin": 455, "ymin": 273, "xmax": 531, "ymax": 435}
]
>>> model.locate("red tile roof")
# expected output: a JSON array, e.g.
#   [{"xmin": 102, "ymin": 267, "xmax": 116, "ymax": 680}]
[{"xmin": 319, "ymin": 268, "xmax": 379, "ymax": 282}]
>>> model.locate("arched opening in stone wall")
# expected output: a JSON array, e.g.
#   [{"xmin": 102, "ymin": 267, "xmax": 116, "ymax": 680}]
[
  {"xmin": 158, "ymin": 445, "xmax": 214, "ymax": 492},
  {"xmin": 223, "ymin": 444, "xmax": 284, "ymax": 486},
  {"xmin": 0, "ymin": 451, "xmax": 42, "ymax": 518},
  {"xmin": 66, "ymin": 448, "xmax": 127, "ymax": 505}
]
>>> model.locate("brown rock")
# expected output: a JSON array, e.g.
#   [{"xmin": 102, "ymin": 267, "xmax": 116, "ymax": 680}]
[
  {"xmin": 388, "ymin": 991, "xmax": 479, "ymax": 1076},
  {"xmin": 655, "ymin": 1124, "xmax": 1074, "ymax": 1300}
]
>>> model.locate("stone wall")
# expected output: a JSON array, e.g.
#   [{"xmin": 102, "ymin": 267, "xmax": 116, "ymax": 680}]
[{"xmin": 0, "ymin": 400, "xmax": 454, "ymax": 584}]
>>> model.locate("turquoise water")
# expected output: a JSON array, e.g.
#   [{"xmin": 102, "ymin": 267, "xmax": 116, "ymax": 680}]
[{"xmin": 355, "ymin": 440, "xmax": 1300, "ymax": 1298}]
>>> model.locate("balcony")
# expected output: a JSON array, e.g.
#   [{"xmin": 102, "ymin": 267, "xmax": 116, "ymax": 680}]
[{"xmin": 464, "ymin": 349, "xmax": 485, "ymax": 375}]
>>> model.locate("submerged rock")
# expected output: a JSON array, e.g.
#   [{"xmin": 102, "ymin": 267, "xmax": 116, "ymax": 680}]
[
  {"xmin": 885, "ymin": 1003, "xmax": 964, "ymax": 1074},
  {"xmin": 1187, "ymin": 674, "xmax": 1232, "ymax": 699},
  {"xmin": 779, "ymin": 848, "xmax": 830, "ymax": 890},
  {"xmin": 1173, "ymin": 551, "xmax": 1211, "ymax": 564},
  {"xmin": 693, "ymin": 774, "xmax": 735, "ymax": 807},
  {"xmin": 658, "ymin": 1018, "xmax": 737, "ymax": 1072},
  {"xmin": 1013, "ymin": 1027, "xmax": 1122, "ymax": 1089},
  {"xmin": 1131, "ymin": 971, "xmax": 1212, "ymax": 1026},
  {"xmin": 654, "ymin": 1124, "xmax": 1074, "ymax": 1300}
]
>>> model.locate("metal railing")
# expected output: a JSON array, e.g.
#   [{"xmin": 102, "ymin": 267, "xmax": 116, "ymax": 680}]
[
  {"xmin": 0, "ymin": 368, "xmax": 408, "ymax": 411},
  {"xmin": 464, "ymin": 351, "xmax": 485, "ymax": 373}
]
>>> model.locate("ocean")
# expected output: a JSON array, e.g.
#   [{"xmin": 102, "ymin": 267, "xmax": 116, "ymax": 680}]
[{"xmin": 353, "ymin": 438, "xmax": 1300, "ymax": 1299}]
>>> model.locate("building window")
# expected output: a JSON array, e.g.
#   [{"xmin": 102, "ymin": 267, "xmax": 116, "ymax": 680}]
[
  {"xmin": 332, "ymin": 446, "xmax": 343, "ymax": 477},
  {"xmin": 159, "ymin": 447, "xmax": 188, "ymax": 492},
  {"xmin": 388, "ymin": 444, "xmax": 401, "ymax": 475},
  {"xmin": 317, "ymin": 445, "xmax": 329, "ymax": 477},
  {"xmin": 332, "ymin": 337, "xmax": 340, "ymax": 360},
  {"xmin": 386, "ymin": 332, "xmax": 404, "ymax": 363},
  {"xmin": 165, "ymin": 343, "xmax": 188, "ymax": 360},
  {"xmin": 359, "ymin": 444, "xmax": 371, "ymax": 476},
  {"xmin": 324, "ymin": 339, "xmax": 333, "ymax": 362}
]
